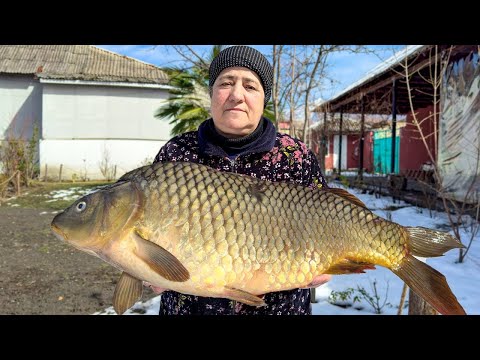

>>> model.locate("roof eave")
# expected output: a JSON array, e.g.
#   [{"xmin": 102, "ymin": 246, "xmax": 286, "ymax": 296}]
[
  {"xmin": 314, "ymin": 45, "xmax": 429, "ymax": 113},
  {"xmin": 39, "ymin": 78, "xmax": 173, "ymax": 90}
]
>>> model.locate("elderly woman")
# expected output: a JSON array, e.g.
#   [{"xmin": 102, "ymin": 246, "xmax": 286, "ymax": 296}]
[{"xmin": 149, "ymin": 45, "xmax": 330, "ymax": 315}]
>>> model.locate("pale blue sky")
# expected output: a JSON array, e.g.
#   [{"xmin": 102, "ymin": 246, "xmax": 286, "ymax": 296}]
[
  {"xmin": 97, "ymin": 45, "xmax": 405, "ymax": 101},
  {"xmin": 319, "ymin": 45, "xmax": 405, "ymax": 99}
]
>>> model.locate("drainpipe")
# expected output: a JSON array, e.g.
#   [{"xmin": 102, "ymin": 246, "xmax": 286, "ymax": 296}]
[
  {"xmin": 338, "ymin": 108, "xmax": 343, "ymax": 176},
  {"xmin": 391, "ymin": 79, "xmax": 397, "ymax": 174},
  {"xmin": 359, "ymin": 96, "xmax": 365, "ymax": 180}
]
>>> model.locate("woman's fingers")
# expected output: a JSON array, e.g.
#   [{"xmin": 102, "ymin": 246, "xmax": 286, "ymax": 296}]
[{"xmin": 143, "ymin": 281, "xmax": 167, "ymax": 294}]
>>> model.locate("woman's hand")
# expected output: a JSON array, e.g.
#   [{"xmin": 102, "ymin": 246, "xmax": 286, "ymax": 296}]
[
  {"xmin": 143, "ymin": 281, "xmax": 167, "ymax": 295},
  {"xmin": 301, "ymin": 274, "xmax": 332, "ymax": 289}
]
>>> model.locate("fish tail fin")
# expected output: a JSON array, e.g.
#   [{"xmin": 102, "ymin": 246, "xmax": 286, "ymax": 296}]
[
  {"xmin": 405, "ymin": 226, "xmax": 465, "ymax": 257},
  {"xmin": 392, "ymin": 255, "xmax": 466, "ymax": 315}
]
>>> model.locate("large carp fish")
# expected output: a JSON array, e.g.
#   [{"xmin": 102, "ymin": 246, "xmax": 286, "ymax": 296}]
[{"xmin": 51, "ymin": 161, "xmax": 466, "ymax": 315}]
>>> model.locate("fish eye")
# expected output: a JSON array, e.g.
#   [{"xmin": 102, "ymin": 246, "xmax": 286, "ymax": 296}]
[{"xmin": 75, "ymin": 201, "xmax": 87, "ymax": 213}]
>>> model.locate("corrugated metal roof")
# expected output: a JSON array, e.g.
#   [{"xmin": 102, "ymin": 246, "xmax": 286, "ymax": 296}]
[
  {"xmin": 318, "ymin": 45, "xmax": 426, "ymax": 106},
  {"xmin": 0, "ymin": 45, "xmax": 169, "ymax": 84}
]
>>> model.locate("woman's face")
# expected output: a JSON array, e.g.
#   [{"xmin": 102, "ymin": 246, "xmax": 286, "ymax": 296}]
[{"xmin": 210, "ymin": 67, "xmax": 265, "ymax": 138}]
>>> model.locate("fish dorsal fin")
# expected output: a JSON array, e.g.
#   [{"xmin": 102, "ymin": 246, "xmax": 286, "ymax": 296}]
[
  {"xmin": 113, "ymin": 272, "xmax": 143, "ymax": 315},
  {"xmin": 223, "ymin": 286, "xmax": 266, "ymax": 307},
  {"xmin": 324, "ymin": 258, "xmax": 376, "ymax": 274},
  {"xmin": 326, "ymin": 188, "xmax": 367, "ymax": 209},
  {"xmin": 133, "ymin": 232, "xmax": 190, "ymax": 282}
]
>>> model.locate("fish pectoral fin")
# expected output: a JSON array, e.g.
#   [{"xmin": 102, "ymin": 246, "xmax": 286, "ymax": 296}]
[
  {"xmin": 133, "ymin": 232, "xmax": 190, "ymax": 282},
  {"xmin": 324, "ymin": 259, "xmax": 376, "ymax": 274},
  {"xmin": 325, "ymin": 188, "xmax": 367, "ymax": 209},
  {"xmin": 223, "ymin": 287, "xmax": 267, "ymax": 307},
  {"xmin": 113, "ymin": 272, "xmax": 143, "ymax": 315}
]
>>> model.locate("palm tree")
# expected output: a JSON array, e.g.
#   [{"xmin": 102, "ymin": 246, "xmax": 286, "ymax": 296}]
[
  {"xmin": 155, "ymin": 66, "xmax": 211, "ymax": 135},
  {"xmin": 154, "ymin": 45, "xmax": 223, "ymax": 136},
  {"xmin": 155, "ymin": 45, "xmax": 276, "ymax": 136}
]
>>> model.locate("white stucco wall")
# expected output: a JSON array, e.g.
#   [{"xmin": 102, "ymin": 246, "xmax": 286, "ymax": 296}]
[
  {"xmin": 39, "ymin": 82, "xmax": 174, "ymax": 179},
  {"xmin": 0, "ymin": 75, "xmax": 42, "ymax": 140},
  {"xmin": 42, "ymin": 83, "xmax": 172, "ymax": 140},
  {"xmin": 39, "ymin": 139, "xmax": 165, "ymax": 180}
]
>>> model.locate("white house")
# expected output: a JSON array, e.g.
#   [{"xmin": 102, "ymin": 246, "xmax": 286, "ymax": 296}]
[{"xmin": 0, "ymin": 45, "xmax": 174, "ymax": 180}]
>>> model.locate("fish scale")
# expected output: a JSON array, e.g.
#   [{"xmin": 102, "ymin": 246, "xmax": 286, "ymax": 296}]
[
  {"xmin": 134, "ymin": 162, "xmax": 404, "ymax": 292},
  {"xmin": 51, "ymin": 161, "xmax": 466, "ymax": 315}
]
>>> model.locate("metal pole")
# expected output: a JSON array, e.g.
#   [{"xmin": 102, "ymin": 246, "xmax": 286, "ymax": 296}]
[{"xmin": 359, "ymin": 96, "xmax": 365, "ymax": 180}]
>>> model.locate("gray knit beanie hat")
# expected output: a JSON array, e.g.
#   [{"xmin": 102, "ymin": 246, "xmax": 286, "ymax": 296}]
[{"xmin": 209, "ymin": 45, "xmax": 273, "ymax": 107}]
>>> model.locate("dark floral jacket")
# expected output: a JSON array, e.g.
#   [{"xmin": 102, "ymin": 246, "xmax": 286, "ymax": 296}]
[{"xmin": 153, "ymin": 118, "xmax": 327, "ymax": 315}]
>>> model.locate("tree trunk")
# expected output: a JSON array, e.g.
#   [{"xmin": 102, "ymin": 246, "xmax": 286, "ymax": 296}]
[
  {"xmin": 397, "ymin": 283, "xmax": 408, "ymax": 315},
  {"xmin": 408, "ymin": 290, "xmax": 438, "ymax": 315}
]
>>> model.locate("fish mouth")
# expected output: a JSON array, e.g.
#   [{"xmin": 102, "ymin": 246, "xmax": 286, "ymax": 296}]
[{"xmin": 51, "ymin": 223, "xmax": 68, "ymax": 241}]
